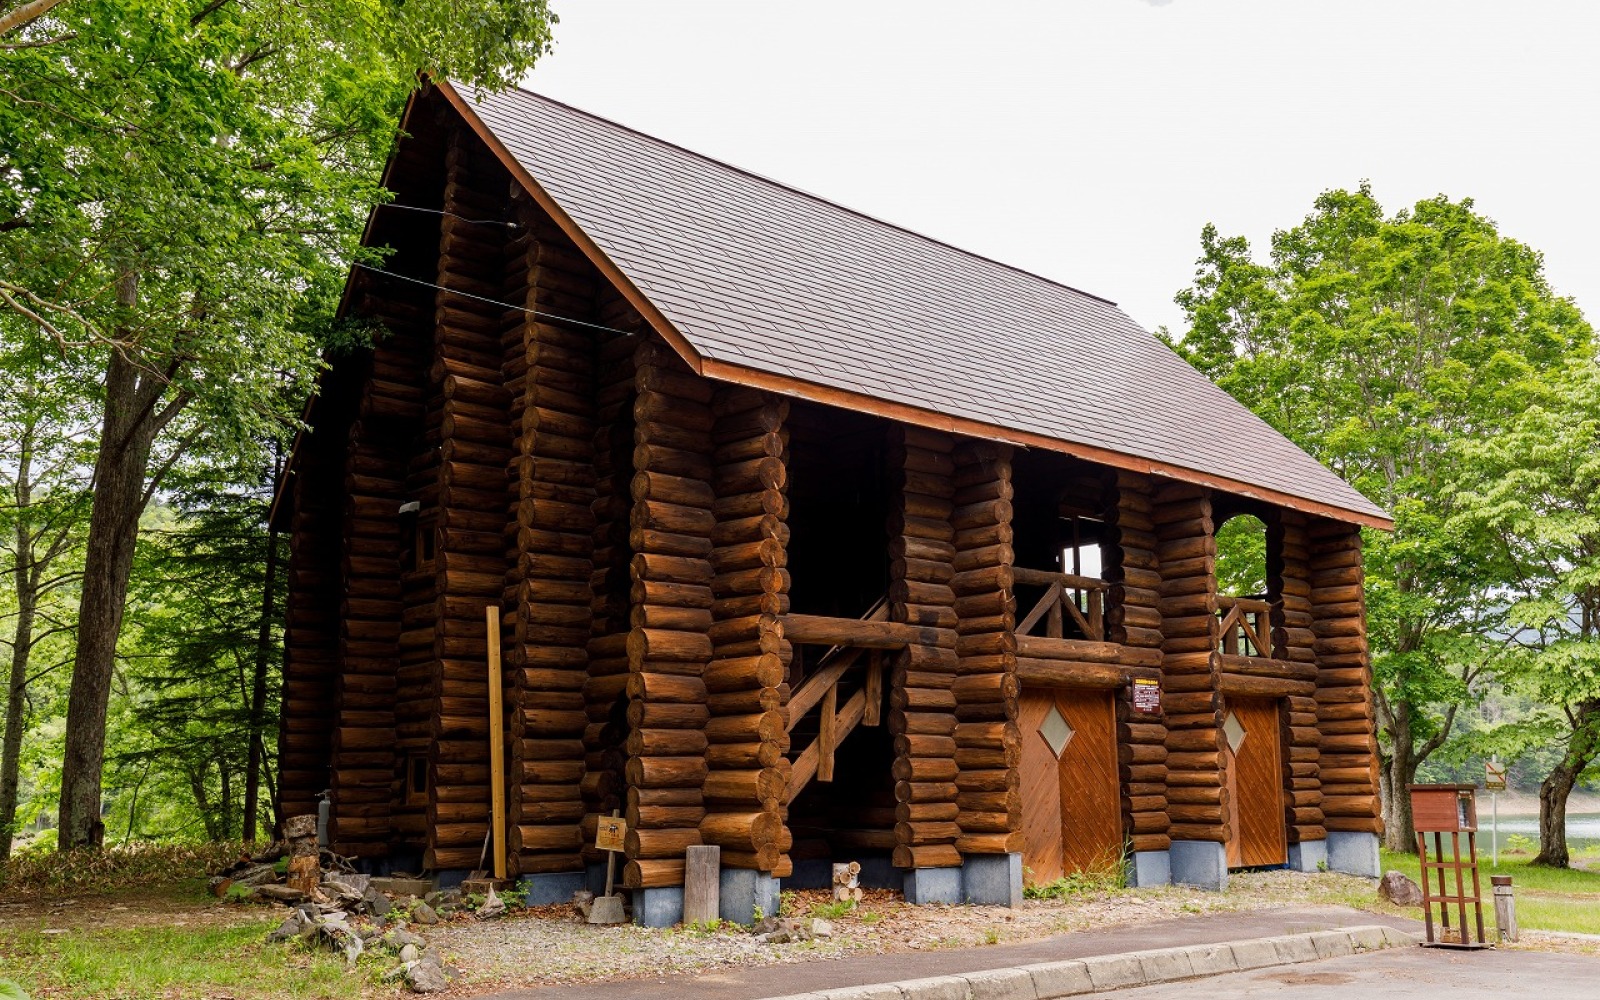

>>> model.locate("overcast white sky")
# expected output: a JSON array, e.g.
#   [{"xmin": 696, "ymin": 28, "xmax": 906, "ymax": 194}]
[{"xmin": 520, "ymin": 1, "xmax": 1598, "ymax": 336}]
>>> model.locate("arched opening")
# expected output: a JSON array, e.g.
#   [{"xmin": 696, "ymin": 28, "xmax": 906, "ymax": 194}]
[{"xmin": 1214, "ymin": 513, "xmax": 1267, "ymax": 599}]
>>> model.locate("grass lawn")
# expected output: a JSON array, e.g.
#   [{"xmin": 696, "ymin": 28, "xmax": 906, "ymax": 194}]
[
  {"xmin": 1380, "ymin": 848, "xmax": 1600, "ymax": 935},
  {"xmin": 0, "ymin": 919, "xmax": 365, "ymax": 1000}
]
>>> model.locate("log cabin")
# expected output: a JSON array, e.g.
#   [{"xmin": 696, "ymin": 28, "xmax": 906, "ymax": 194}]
[{"xmin": 272, "ymin": 81, "xmax": 1390, "ymax": 926}]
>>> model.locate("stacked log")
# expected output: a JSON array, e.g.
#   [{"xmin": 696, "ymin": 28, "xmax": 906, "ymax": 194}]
[
  {"xmin": 622, "ymin": 340, "xmax": 715, "ymax": 889},
  {"xmin": 1268, "ymin": 510, "xmax": 1325, "ymax": 844},
  {"xmin": 500, "ymin": 190, "xmax": 598, "ymax": 876},
  {"xmin": 886, "ymin": 426, "xmax": 962, "ymax": 871},
  {"xmin": 703, "ymin": 386, "xmax": 793, "ymax": 876},
  {"xmin": 581, "ymin": 287, "xmax": 641, "ymax": 860},
  {"xmin": 1153, "ymin": 484, "xmax": 1227, "ymax": 845},
  {"xmin": 327, "ymin": 384, "xmax": 407, "ymax": 857},
  {"xmin": 1309, "ymin": 519, "xmax": 1381, "ymax": 836},
  {"xmin": 950, "ymin": 442, "xmax": 1022, "ymax": 857},
  {"xmin": 1104, "ymin": 470, "xmax": 1170, "ymax": 854},
  {"xmin": 279, "ymin": 417, "xmax": 346, "ymax": 822},
  {"xmin": 424, "ymin": 128, "xmax": 515, "ymax": 870}
]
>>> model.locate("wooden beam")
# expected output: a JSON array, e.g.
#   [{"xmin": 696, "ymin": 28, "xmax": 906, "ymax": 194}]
[
  {"xmin": 818, "ymin": 684, "xmax": 837, "ymax": 783},
  {"xmin": 783, "ymin": 613, "xmax": 928, "ymax": 649},
  {"xmin": 486, "ymin": 604, "xmax": 506, "ymax": 882}
]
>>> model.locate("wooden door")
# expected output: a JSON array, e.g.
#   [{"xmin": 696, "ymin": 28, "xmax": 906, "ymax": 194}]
[
  {"xmin": 1224, "ymin": 697, "xmax": 1287, "ymax": 868},
  {"xmin": 1019, "ymin": 687, "xmax": 1122, "ymax": 884}
]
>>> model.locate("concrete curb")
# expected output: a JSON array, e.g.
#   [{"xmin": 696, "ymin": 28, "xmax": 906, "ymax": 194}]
[{"xmin": 759, "ymin": 924, "xmax": 1420, "ymax": 1000}]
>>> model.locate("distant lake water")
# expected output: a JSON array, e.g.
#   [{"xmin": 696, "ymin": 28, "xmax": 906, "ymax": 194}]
[{"xmin": 1478, "ymin": 811, "xmax": 1600, "ymax": 846}]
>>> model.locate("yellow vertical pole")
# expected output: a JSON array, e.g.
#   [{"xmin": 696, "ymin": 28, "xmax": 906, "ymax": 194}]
[{"xmin": 486, "ymin": 604, "xmax": 507, "ymax": 881}]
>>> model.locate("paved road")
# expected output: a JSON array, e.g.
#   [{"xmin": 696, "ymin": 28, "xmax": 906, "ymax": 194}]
[
  {"xmin": 475, "ymin": 906, "xmax": 1418, "ymax": 999},
  {"xmin": 1085, "ymin": 946, "xmax": 1600, "ymax": 999}
]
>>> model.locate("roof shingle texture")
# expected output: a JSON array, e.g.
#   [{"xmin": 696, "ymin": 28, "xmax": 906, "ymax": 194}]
[{"xmin": 462, "ymin": 86, "xmax": 1387, "ymax": 523}]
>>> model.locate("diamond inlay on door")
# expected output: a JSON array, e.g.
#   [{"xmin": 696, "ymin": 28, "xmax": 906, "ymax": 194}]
[
  {"xmin": 1224, "ymin": 711, "xmax": 1247, "ymax": 754},
  {"xmin": 1040, "ymin": 703, "xmax": 1075, "ymax": 758}
]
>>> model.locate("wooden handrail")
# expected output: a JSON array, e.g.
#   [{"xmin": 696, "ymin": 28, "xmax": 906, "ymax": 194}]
[
  {"xmin": 781, "ymin": 598, "xmax": 892, "ymax": 804},
  {"xmin": 1012, "ymin": 566, "xmax": 1108, "ymax": 590},
  {"xmin": 1217, "ymin": 595, "xmax": 1273, "ymax": 657},
  {"xmin": 1015, "ymin": 567, "xmax": 1105, "ymax": 642}
]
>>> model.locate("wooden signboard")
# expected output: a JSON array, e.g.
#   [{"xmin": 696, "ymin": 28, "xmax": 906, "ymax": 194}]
[
  {"xmin": 1131, "ymin": 678, "xmax": 1161, "ymax": 716},
  {"xmin": 1409, "ymin": 784, "xmax": 1488, "ymax": 949},
  {"xmin": 596, "ymin": 814, "xmax": 628, "ymax": 853}
]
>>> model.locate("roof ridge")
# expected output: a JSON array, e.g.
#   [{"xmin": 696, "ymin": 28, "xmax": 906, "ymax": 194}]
[{"xmin": 498, "ymin": 83, "xmax": 1118, "ymax": 309}]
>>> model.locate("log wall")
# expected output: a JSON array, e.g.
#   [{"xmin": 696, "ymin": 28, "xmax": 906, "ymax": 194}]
[
  {"xmin": 1154, "ymin": 484, "xmax": 1227, "ymax": 845},
  {"xmin": 1309, "ymin": 520, "xmax": 1381, "ymax": 835},
  {"xmin": 950, "ymin": 442, "xmax": 1021, "ymax": 856},
  {"xmin": 1268, "ymin": 509, "xmax": 1325, "ymax": 845},
  {"xmin": 580, "ymin": 287, "xmax": 640, "ymax": 859},
  {"xmin": 703, "ymin": 386, "xmax": 793, "ymax": 876},
  {"xmin": 887, "ymin": 426, "xmax": 963, "ymax": 870},
  {"xmin": 1104, "ymin": 471, "xmax": 1170, "ymax": 854},
  {"xmin": 500, "ymin": 189, "xmax": 599, "ymax": 875},
  {"xmin": 622, "ymin": 341, "xmax": 715, "ymax": 888},
  {"xmin": 423, "ymin": 128, "xmax": 515, "ymax": 870}
]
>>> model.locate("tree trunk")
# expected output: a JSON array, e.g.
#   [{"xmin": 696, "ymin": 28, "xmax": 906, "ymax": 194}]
[
  {"xmin": 0, "ymin": 555, "xmax": 33, "ymax": 862},
  {"xmin": 1532, "ymin": 701, "xmax": 1600, "ymax": 869},
  {"xmin": 1380, "ymin": 701, "xmax": 1419, "ymax": 853},
  {"xmin": 0, "ymin": 421, "xmax": 39, "ymax": 862},
  {"xmin": 58, "ymin": 342, "xmax": 164, "ymax": 849},
  {"xmin": 242, "ymin": 449, "xmax": 281, "ymax": 843}
]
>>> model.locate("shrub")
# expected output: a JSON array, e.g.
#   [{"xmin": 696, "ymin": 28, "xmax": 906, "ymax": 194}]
[{"xmin": 0, "ymin": 841, "xmax": 247, "ymax": 897}]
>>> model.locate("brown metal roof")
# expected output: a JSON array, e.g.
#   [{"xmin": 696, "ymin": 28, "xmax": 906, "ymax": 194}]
[{"xmin": 444, "ymin": 83, "xmax": 1390, "ymax": 528}]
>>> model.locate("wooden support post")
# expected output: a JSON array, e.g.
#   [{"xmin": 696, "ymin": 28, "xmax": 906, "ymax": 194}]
[
  {"xmin": 487, "ymin": 604, "xmax": 507, "ymax": 882},
  {"xmin": 864, "ymin": 651, "xmax": 883, "ymax": 727},
  {"xmin": 819, "ymin": 684, "xmax": 838, "ymax": 783},
  {"xmin": 683, "ymin": 845, "xmax": 722, "ymax": 924}
]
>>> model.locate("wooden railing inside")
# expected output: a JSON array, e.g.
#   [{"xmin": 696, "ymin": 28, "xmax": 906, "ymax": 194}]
[
  {"xmin": 1217, "ymin": 595, "xmax": 1274, "ymax": 658},
  {"xmin": 783, "ymin": 599, "xmax": 919, "ymax": 806},
  {"xmin": 1014, "ymin": 566, "xmax": 1106, "ymax": 642}
]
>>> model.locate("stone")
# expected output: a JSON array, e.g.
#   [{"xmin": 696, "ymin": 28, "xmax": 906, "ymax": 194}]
[
  {"xmin": 1025, "ymin": 959, "xmax": 1093, "ymax": 997},
  {"xmin": 1268, "ymin": 933, "xmax": 1320, "ymax": 964},
  {"xmin": 810, "ymin": 918, "xmax": 834, "ymax": 938},
  {"xmin": 1327, "ymin": 831, "xmax": 1381, "ymax": 877},
  {"xmin": 424, "ymin": 888, "xmax": 462, "ymax": 909},
  {"xmin": 1183, "ymin": 943, "xmax": 1238, "ymax": 977},
  {"xmin": 363, "ymin": 888, "xmax": 393, "ymax": 916},
  {"xmin": 387, "ymin": 927, "xmax": 427, "ymax": 950},
  {"xmin": 1346, "ymin": 925, "xmax": 1390, "ymax": 951},
  {"xmin": 1287, "ymin": 839, "xmax": 1329, "ymax": 873},
  {"xmin": 631, "ymin": 886, "xmax": 682, "ymax": 927},
  {"xmin": 325, "ymin": 873, "xmax": 371, "ymax": 896},
  {"xmin": 409, "ymin": 901, "xmax": 439, "ymax": 925},
  {"xmin": 519, "ymin": 871, "xmax": 588, "ymax": 906},
  {"xmin": 399, "ymin": 944, "xmax": 420, "ymax": 963},
  {"xmin": 1136, "ymin": 947, "xmax": 1194, "ymax": 983},
  {"xmin": 1127, "ymin": 850, "xmax": 1171, "ymax": 888},
  {"xmin": 962, "ymin": 853, "xmax": 1023, "ymax": 908},
  {"xmin": 903, "ymin": 866, "xmax": 963, "ymax": 904},
  {"xmin": 231, "ymin": 864, "xmax": 280, "ymax": 888},
  {"xmin": 1309, "ymin": 929, "xmax": 1355, "ymax": 960},
  {"xmin": 892, "ymin": 976, "xmax": 971, "ymax": 1000},
  {"xmin": 254, "ymin": 885, "xmax": 305, "ymax": 905},
  {"xmin": 1378, "ymin": 870, "xmax": 1424, "ymax": 907},
  {"xmin": 720, "ymin": 868, "xmax": 780, "ymax": 925},
  {"xmin": 1168, "ymin": 841, "xmax": 1227, "ymax": 891},
  {"xmin": 406, "ymin": 957, "xmax": 450, "ymax": 994},
  {"xmin": 1226, "ymin": 939, "xmax": 1280, "ymax": 971},
  {"xmin": 963, "ymin": 967, "xmax": 1039, "ymax": 999},
  {"xmin": 1080, "ymin": 954, "xmax": 1144, "ymax": 991},
  {"xmin": 267, "ymin": 911, "xmax": 312, "ymax": 942},
  {"xmin": 370, "ymin": 877, "xmax": 432, "ymax": 897}
]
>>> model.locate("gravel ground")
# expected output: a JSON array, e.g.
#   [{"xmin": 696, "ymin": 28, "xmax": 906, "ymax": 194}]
[{"xmin": 426, "ymin": 870, "xmax": 1404, "ymax": 996}]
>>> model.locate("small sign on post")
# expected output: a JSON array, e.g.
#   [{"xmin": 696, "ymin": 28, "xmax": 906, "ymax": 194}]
[
  {"xmin": 1485, "ymin": 760, "xmax": 1506, "ymax": 866},
  {"xmin": 588, "ymin": 811, "xmax": 628, "ymax": 925},
  {"xmin": 1484, "ymin": 762, "xmax": 1507, "ymax": 792}
]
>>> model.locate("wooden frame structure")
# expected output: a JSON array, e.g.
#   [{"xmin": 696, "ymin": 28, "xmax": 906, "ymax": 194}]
[{"xmin": 274, "ymin": 84, "xmax": 1387, "ymax": 921}]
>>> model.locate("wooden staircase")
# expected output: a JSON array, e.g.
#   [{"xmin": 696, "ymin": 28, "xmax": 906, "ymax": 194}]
[{"xmin": 782, "ymin": 599, "xmax": 890, "ymax": 805}]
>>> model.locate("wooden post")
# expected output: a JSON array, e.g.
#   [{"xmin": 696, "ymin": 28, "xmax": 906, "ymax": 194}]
[
  {"xmin": 683, "ymin": 845, "xmax": 722, "ymax": 924},
  {"xmin": 487, "ymin": 604, "xmax": 507, "ymax": 882},
  {"xmin": 818, "ymin": 684, "xmax": 838, "ymax": 783}
]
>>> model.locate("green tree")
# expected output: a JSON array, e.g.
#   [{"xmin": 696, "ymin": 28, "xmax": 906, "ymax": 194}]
[
  {"xmin": 0, "ymin": 0, "xmax": 554, "ymax": 847},
  {"xmin": 0, "ymin": 336, "xmax": 93, "ymax": 859},
  {"xmin": 1447, "ymin": 359, "xmax": 1600, "ymax": 867},
  {"xmin": 1170, "ymin": 184, "xmax": 1592, "ymax": 851}
]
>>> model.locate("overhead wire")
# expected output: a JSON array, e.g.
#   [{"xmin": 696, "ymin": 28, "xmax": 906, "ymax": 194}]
[{"xmin": 351, "ymin": 263, "xmax": 637, "ymax": 338}]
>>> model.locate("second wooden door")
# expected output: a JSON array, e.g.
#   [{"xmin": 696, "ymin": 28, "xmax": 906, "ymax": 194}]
[
  {"xmin": 1019, "ymin": 687, "xmax": 1122, "ymax": 885},
  {"xmin": 1224, "ymin": 696, "xmax": 1287, "ymax": 868}
]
